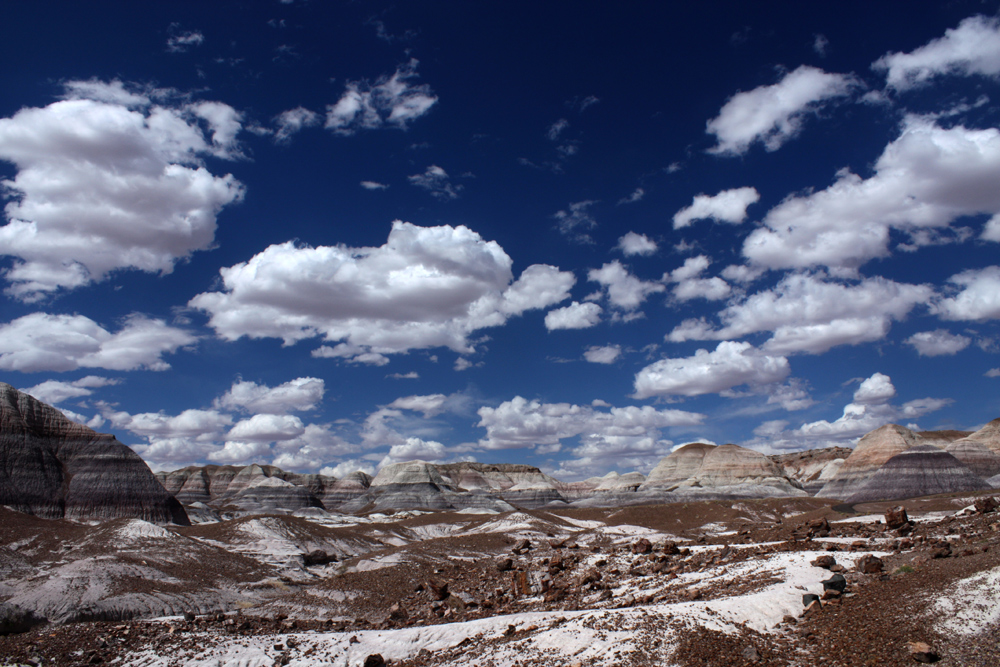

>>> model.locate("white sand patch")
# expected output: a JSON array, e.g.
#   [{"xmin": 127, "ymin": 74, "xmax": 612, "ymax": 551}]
[
  {"xmin": 346, "ymin": 552, "xmax": 408, "ymax": 573},
  {"xmin": 557, "ymin": 516, "xmax": 605, "ymax": 529},
  {"xmin": 933, "ymin": 564, "xmax": 1000, "ymax": 636},
  {"xmin": 117, "ymin": 520, "xmax": 175, "ymax": 540}
]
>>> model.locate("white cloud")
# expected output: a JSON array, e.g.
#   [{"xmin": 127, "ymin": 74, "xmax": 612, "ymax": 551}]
[
  {"xmin": 0, "ymin": 313, "xmax": 195, "ymax": 373},
  {"xmin": 668, "ymin": 272, "xmax": 932, "ymax": 355},
  {"xmin": 320, "ymin": 460, "xmax": 376, "ymax": 478},
  {"xmin": 190, "ymin": 221, "xmax": 573, "ymax": 362},
  {"xmin": 215, "ymin": 377, "xmax": 324, "ymax": 414},
  {"xmin": 387, "ymin": 393, "xmax": 448, "ymax": 418},
  {"xmin": 813, "ymin": 34, "xmax": 829, "ymax": 57},
  {"xmin": 791, "ymin": 372, "xmax": 949, "ymax": 443},
  {"xmin": 408, "ymin": 165, "xmax": 462, "ymax": 200},
  {"xmin": 588, "ymin": 260, "xmax": 665, "ymax": 310},
  {"xmin": 378, "ymin": 437, "xmax": 448, "ymax": 468},
  {"xmin": 273, "ymin": 106, "xmax": 320, "ymax": 142},
  {"xmin": 706, "ymin": 66, "xmax": 858, "ymax": 155},
  {"xmin": 673, "ymin": 187, "xmax": 760, "ymax": 229},
  {"xmin": 667, "ymin": 256, "xmax": 730, "ymax": 302},
  {"xmin": 166, "ymin": 30, "xmax": 204, "ymax": 53},
  {"xmin": 311, "ymin": 343, "xmax": 391, "ymax": 366},
  {"xmin": 0, "ymin": 80, "xmax": 246, "ymax": 300},
  {"xmin": 905, "ymin": 329, "xmax": 971, "ymax": 356},
  {"xmin": 546, "ymin": 118, "xmax": 569, "ymax": 140},
  {"xmin": 615, "ymin": 231, "xmax": 657, "ymax": 256},
  {"xmin": 207, "ymin": 441, "xmax": 272, "ymax": 465},
  {"xmin": 361, "ymin": 180, "xmax": 389, "ymax": 190},
  {"xmin": 874, "ymin": 15, "xmax": 1000, "ymax": 90},
  {"xmin": 553, "ymin": 200, "xmax": 597, "ymax": 242},
  {"xmin": 986, "ymin": 368, "xmax": 1000, "ymax": 378},
  {"xmin": 325, "ymin": 59, "xmax": 437, "ymax": 135},
  {"xmin": 477, "ymin": 396, "xmax": 704, "ymax": 451},
  {"xmin": 932, "ymin": 266, "xmax": 1000, "ymax": 321},
  {"xmin": 583, "ymin": 345, "xmax": 621, "ymax": 364},
  {"xmin": 21, "ymin": 376, "xmax": 119, "ymax": 406},
  {"xmin": 744, "ymin": 118, "xmax": 1000, "ymax": 271},
  {"xmin": 387, "ymin": 371, "xmax": 419, "ymax": 380},
  {"xmin": 618, "ymin": 188, "xmax": 645, "ymax": 205},
  {"xmin": 633, "ymin": 341, "xmax": 790, "ymax": 399},
  {"xmin": 227, "ymin": 413, "xmax": 305, "ymax": 442},
  {"xmin": 544, "ymin": 302, "xmax": 602, "ymax": 330}
]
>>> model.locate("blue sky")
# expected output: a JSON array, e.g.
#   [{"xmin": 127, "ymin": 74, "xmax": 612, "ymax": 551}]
[{"xmin": 3, "ymin": 1, "xmax": 1000, "ymax": 480}]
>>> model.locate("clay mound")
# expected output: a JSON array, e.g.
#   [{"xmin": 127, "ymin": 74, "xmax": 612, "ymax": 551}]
[
  {"xmin": 955, "ymin": 418, "xmax": 1000, "ymax": 453},
  {"xmin": 682, "ymin": 444, "xmax": 805, "ymax": 495},
  {"xmin": 918, "ymin": 430, "xmax": 973, "ymax": 446},
  {"xmin": 320, "ymin": 471, "xmax": 372, "ymax": 509},
  {"xmin": 816, "ymin": 424, "xmax": 927, "ymax": 500},
  {"xmin": 0, "ymin": 383, "xmax": 189, "ymax": 525},
  {"xmin": 770, "ymin": 447, "xmax": 851, "ymax": 495},
  {"xmin": 435, "ymin": 463, "xmax": 546, "ymax": 492},
  {"xmin": 224, "ymin": 476, "xmax": 324, "ymax": 514},
  {"xmin": 342, "ymin": 461, "xmax": 514, "ymax": 513},
  {"xmin": 499, "ymin": 478, "xmax": 567, "ymax": 509},
  {"xmin": 945, "ymin": 440, "xmax": 1000, "ymax": 479},
  {"xmin": 639, "ymin": 443, "xmax": 716, "ymax": 491},
  {"xmin": 593, "ymin": 471, "xmax": 646, "ymax": 492},
  {"xmin": 845, "ymin": 445, "xmax": 990, "ymax": 503}
]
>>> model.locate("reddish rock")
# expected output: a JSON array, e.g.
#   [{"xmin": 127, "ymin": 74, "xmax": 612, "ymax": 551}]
[
  {"xmin": 856, "ymin": 554, "xmax": 885, "ymax": 574},
  {"xmin": 811, "ymin": 555, "xmax": 836, "ymax": 569},
  {"xmin": 907, "ymin": 641, "xmax": 939, "ymax": 663},
  {"xmin": 631, "ymin": 538, "xmax": 652, "ymax": 554},
  {"xmin": 885, "ymin": 506, "xmax": 909, "ymax": 530},
  {"xmin": 975, "ymin": 496, "xmax": 998, "ymax": 514}
]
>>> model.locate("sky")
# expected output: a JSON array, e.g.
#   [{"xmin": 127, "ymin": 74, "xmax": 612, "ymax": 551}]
[{"xmin": 3, "ymin": 2, "xmax": 1000, "ymax": 481}]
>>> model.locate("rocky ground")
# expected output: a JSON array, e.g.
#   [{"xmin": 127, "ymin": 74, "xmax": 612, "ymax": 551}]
[{"xmin": 2, "ymin": 493, "xmax": 999, "ymax": 666}]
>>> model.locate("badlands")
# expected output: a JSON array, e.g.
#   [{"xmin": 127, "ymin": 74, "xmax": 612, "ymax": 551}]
[{"xmin": 2, "ymin": 382, "xmax": 1000, "ymax": 666}]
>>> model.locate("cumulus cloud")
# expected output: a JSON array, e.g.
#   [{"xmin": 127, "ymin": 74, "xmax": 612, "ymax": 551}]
[
  {"xmin": 986, "ymin": 368, "xmax": 1000, "ymax": 378},
  {"xmin": 273, "ymin": 106, "xmax": 320, "ymax": 142},
  {"xmin": 477, "ymin": 396, "xmax": 704, "ymax": 451},
  {"xmin": 672, "ymin": 187, "xmax": 760, "ymax": 229},
  {"xmin": 667, "ymin": 255, "xmax": 731, "ymax": 302},
  {"xmin": 553, "ymin": 200, "xmax": 597, "ymax": 243},
  {"xmin": 325, "ymin": 59, "xmax": 437, "ymax": 134},
  {"xmin": 706, "ymin": 66, "xmax": 858, "ymax": 155},
  {"xmin": 21, "ymin": 376, "xmax": 119, "ymax": 406},
  {"xmin": 668, "ymin": 272, "xmax": 932, "ymax": 355},
  {"xmin": 227, "ymin": 413, "xmax": 305, "ymax": 442},
  {"xmin": 0, "ymin": 313, "xmax": 196, "ymax": 373},
  {"xmin": 932, "ymin": 266, "xmax": 1000, "ymax": 321},
  {"xmin": 408, "ymin": 165, "xmax": 462, "ymax": 200},
  {"xmin": 632, "ymin": 341, "xmax": 790, "ymax": 399},
  {"xmin": 875, "ymin": 15, "xmax": 1000, "ymax": 90},
  {"xmin": 588, "ymin": 260, "xmax": 665, "ymax": 310},
  {"xmin": 386, "ymin": 393, "xmax": 448, "ymax": 418},
  {"xmin": 215, "ymin": 377, "xmax": 324, "ymax": 414},
  {"xmin": 190, "ymin": 221, "xmax": 573, "ymax": 362},
  {"xmin": 0, "ymin": 80, "xmax": 246, "ymax": 300},
  {"xmin": 744, "ymin": 118, "xmax": 1000, "ymax": 271},
  {"xmin": 377, "ymin": 437, "xmax": 448, "ymax": 468},
  {"xmin": 793, "ymin": 372, "xmax": 949, "ymax": 443},
  {"xmin": 361, "ymin": 181, "xmax": 389, "ymax": 190},
  {"xmin": 905, "ymin": 329, "xmax": 971, "ymax": 356},
  {"xmin": 583, "ymin": 345, "xmax": 621, "ymax": 364},
  {"xmin": 615, "ymin": 232, "xmax": 657, "ymax": 256},
  {"xmin": 544, "ymin": 302, "xmax": 602, "ymax": 330}
]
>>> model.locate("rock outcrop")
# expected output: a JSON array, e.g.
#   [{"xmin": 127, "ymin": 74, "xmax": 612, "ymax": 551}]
[
  {"xmin": 770, "ymin": 447, "xmax": 851, "ymax": 495},
  {"xmin": 954, "ymin": 418, "xmax": 1000, "ymax": 453},
  {"xmin": 0, "ymin": 383, "xmax": 189, "ymax": 525},
  {"xmin": 816, "ymin": 424, "xmax": 925, "ymax": 500},
  {"xmin": 944, "ymin": 440, "xmax": 1000, "ymax": 479},
  {"xmin": 319, "ymin": 471, "xmax": 372, "ymax": 509},
  {"xmin": 675, "ymin": 444, "xmax": 807, "ymax": 498},
  {"xmin": 844, "ymin": 445, "xmax": 990, "ymax": 503}
]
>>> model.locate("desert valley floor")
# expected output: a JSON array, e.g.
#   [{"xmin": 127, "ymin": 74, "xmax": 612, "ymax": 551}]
[{"xmin": 3, "ymin": 494, "xmax": 1000, "ymax": 667}]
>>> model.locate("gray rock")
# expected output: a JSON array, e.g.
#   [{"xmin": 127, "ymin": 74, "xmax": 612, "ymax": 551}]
[
  {"xmin": 0, "ymin": 383, "xmax": 188, "ymax": 525},
  {"xmin": 845, "ymin": 445, "xmax": 990, "ymax": 503}
]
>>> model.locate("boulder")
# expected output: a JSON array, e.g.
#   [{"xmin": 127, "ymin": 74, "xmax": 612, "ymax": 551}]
[
  {"xmin": 885, "ymin": 506, "xmax": 909, "ymax": 530},
  {"xmin": 0, "ymin": 383, "xmax": 189, "ymax": 525}
]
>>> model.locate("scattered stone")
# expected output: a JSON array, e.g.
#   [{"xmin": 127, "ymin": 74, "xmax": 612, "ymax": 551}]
[
  {"xmin": 856, "ymin": 554, "xmax": 885, "ymax": 574},
  {"xmin": 802, "ymin": 594, "xmax": 820, "ymax": 607},
  {"xmin": 363, "ymin": 655, "xmax": 385, "ymax": 667},
  {"xmin": 974, "ymin": 496, "xmax": 998, "ymax": 514},
  {"xmin": 303, "ymin": 550, "xmax": 338, "ymax": 567},
  {"xmin": 822, "ymin": 573, "xmax": 847, "ymax": 593},
  {"xmin": 631, "ymin": 538, "xmax": 652, "ymax": 554},
  {"xmin": 496, "ymin": 557, "xmax": 513, "ymax": 572},
  {"xmin": 741, "ymin": 645, "xmax": 760, "ymax": 662},
  {"xmin": 907, "ymin": 641, "xmax": 939, "ymax": 663},
  {"xmin": 811, "ymin": 555, "xmax": 836, "ymax": 569},
  {"xmin": 885, "ymin": 506, "xmax": 909, "ymax": 530}
]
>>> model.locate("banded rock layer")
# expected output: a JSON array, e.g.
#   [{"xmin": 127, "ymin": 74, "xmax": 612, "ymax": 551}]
[{"xmin": 0, "ymin": 383, "xmax": 188, "ymax": 525}]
